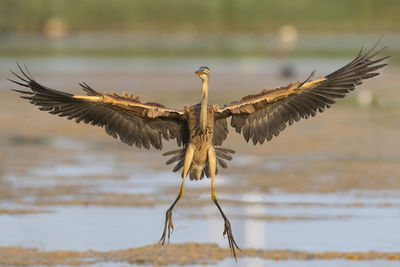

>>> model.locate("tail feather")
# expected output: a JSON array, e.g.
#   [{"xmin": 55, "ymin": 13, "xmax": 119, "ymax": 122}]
[
  {"xmin": 190, "ymin": 169, "xmax": 199, "ymax": 180},
  {"xmin": 164, "ymin": 146, "xmax": 235, "ymax": 180},
  {"xmin": 214, "ymin": 146, "xmax": 235, "ymax": 170}
]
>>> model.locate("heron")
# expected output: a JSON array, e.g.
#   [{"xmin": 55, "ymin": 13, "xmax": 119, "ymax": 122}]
[{"xmin": 10, "ymin": 44, "xmax": 388, "ymax": 260}]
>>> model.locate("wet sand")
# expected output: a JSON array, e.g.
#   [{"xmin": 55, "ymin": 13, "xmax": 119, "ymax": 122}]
[
  {"xmin": 1, "ymin": 60, "xmax": 399, "ymax": 265},
  {"xmin": 1, "ymin": 243, "xmax": 400, "ymax": 266}
]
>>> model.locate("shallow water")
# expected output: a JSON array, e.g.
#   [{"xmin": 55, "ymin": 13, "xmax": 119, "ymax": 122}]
[
  {"xmin": 2, "ymin": 138, "xmax": 400, "ymax": 256},
  {"xmin": 0, "ymin": 56, "xmax": 355, "ymax": 76},
  {"xmin": 1, "ymin": 194, "xmax": 400, "ymax": 253}
]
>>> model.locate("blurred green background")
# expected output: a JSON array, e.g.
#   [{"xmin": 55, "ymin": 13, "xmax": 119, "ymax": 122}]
[
  {"xmin": 0, "ymin": 0, "xmax": 399, "ymax": 58},
  {"xmin": 1, "ymin": 0, "xmax": 398, "ymax": 33}
]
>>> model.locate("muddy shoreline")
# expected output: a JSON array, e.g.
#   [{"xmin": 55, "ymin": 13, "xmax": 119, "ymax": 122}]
[{"xmin": 2, "ymin": 243, "xmax": 400, "ymax": 266}]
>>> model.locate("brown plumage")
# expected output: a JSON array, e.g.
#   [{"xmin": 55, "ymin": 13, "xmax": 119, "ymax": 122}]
[{"xmin": 10, "ymin": 44, "xmax": 388, "ymax": 261}]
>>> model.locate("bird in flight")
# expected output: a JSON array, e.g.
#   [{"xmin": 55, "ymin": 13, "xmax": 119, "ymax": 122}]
[{"xmin": 10, "ymin": 44, "xmax": 388, "ymax": 260}]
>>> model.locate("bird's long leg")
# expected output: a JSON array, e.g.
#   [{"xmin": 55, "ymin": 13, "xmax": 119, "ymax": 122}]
[
  {"xmin": 208, "ymin": 146, "xmax": 240, "ymax": 261},
  {"xmin": 159, "ymin": 144, "xmax": 194, "ymax": 245}
]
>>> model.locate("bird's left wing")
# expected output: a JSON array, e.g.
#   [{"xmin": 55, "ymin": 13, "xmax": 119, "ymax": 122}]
[
  {"xmin": 10, "ymin": 66, "xmax": 188, "ymax": 150},
  {"xmin": 215, "ymin": 46, "xmax": 389, "ymax": 145}
]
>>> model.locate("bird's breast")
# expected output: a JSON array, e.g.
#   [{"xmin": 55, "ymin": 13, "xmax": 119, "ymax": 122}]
[{"xmin": 186, "ymin": 105, "xmax": 216, "ymax": 135}]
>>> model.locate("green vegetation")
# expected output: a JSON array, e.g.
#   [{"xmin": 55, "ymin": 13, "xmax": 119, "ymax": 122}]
[
  {"xmin": 0, "ymin": 0, "xmax": 397, "ymax": 60},
  {"xmin": 0, "ymin": 0, "xmax": 398, "ymax": 33}
]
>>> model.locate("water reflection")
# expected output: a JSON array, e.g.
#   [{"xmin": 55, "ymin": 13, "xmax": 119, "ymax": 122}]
[{"xmin": 243, "ymin": 192, "xmax": 266, "ymax": 249}]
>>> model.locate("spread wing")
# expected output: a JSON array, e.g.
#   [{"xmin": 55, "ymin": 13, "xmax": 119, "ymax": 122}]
[
  {"xmin": 213, "ymin": 117, "xmax": 228, "ymax": 146},
  {"xmin": 10, "ymin": 66, "xmax": 189, "ymax": 150},
  {"xmin": 215, "ymin": 45, "xmax": 389, "ymax": 145}
]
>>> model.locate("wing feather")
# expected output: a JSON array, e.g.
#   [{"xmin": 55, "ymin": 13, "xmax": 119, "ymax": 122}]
[
  {"xmin": 212, "ymin": 117, "xmax": 228, "ymax": 146},
  {"xmin": 10, "ymin": 66, "xmax": 188, "ymax": 150},
  {"xmin": 216, "ymin": 45, "xmax": 388, "ymax": 145}
]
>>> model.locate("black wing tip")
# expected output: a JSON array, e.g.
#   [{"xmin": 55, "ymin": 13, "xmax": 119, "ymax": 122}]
[
  {"xmin": 326, "ymin": 39, "xmax": 389, "ymax": 80},
  {"xmin": 10, "ymin": 88, "xmax": 34, "ymax": 94},
  {"xmin": 360, "ymin": 38, "xmax": 389, "ymax": 61},
  {"xmin": 16, "ymin": 63, "xmax": 34, "ymax": 80},
  {"xmin": 8, "ymin": 78, "xmax": 29, "ymax": 88},
  {"xmin": 9, "ymin": 63, "xmax": 35, "ymax": 90},
  {"xmin": 349, "ymin": 37, "xmax": 388, "ymax": 64}
]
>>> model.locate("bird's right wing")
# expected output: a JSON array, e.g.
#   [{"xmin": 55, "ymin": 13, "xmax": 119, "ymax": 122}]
[
  {"xmin": 215, "ymin": 45, "xmax": 389, "ymax": 145},
  {"xmin": 10, "ymin": 66, "xmax": 189, "ymax": 150}
]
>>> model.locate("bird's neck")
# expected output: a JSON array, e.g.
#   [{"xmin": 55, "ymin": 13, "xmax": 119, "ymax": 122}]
[{"xmin": 200, "ymin": 78, "xmax": 209, "ymax": 131}]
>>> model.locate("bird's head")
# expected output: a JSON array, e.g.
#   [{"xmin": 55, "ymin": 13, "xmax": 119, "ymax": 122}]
[{"xmin": 195, "ymin": 66, "xmax": 210, "ymax": 80}]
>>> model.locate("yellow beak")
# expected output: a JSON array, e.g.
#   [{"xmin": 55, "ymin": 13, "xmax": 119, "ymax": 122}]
[{"xmin": 195, "ymin": 70, "xmax": 204, "ymax": 76}]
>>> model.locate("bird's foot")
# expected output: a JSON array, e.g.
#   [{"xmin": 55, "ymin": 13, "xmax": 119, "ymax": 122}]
[
  {"xmin": 159, "ymin": 209, "xmax": 174, "ymax": 245},
  {"xmin": 222, "ymin": 218, "xmax": 240, "ymax": 261}
]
